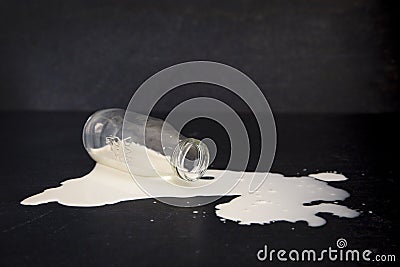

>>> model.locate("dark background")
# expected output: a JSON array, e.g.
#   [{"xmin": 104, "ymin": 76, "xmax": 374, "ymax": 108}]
[
  {"xmin": 0, "ymin": 0, "xmax": 399, "ymax": 113},
  {"xmin": 1, "ymin": 1, "xmax": 399, "ymax": 266}
]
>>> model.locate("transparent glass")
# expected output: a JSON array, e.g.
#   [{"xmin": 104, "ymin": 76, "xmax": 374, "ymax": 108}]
[{"xmin": 82, "ymin": 108, "xmax": 210, "ymax": 181}]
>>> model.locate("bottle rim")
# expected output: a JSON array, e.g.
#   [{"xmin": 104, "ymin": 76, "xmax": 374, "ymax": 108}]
[{"xmin": 171, "ymin": 138, "xmax": 210, "ymax": 181}]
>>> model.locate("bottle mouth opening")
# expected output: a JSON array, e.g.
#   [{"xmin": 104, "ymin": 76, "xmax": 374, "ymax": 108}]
[{"xmin": 171, "ymin": 138, "xmax": 210, "ymax": 181}]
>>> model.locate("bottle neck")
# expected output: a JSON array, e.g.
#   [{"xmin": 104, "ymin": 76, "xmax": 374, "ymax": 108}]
[{"xmin": 170, "ymin": 138, "xmax": 210, "ymax": 181}]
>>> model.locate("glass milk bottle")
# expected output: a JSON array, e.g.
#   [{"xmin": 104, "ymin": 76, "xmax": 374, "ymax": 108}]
[{"xmin": 82, "ymin": 108, "xmax": 210, "ymax": 181}]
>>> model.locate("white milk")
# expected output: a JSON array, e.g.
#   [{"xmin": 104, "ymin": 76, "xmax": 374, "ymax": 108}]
[
  {"xmin": 88, "ymin": 141, "xmax": 175, "ymax": 176},
  {"xmin": 308, "ymin": 172, "xmax": 347, "ymax": 181},
  {"xmin": 21, "ymin": 146, "xmax": 359, "ymax": 227}
]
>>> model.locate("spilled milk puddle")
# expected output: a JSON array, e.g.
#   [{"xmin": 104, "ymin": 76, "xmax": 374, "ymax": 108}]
[{"xmin": 21, "ymin": 164, "xmax": 359, "ymax": 227}]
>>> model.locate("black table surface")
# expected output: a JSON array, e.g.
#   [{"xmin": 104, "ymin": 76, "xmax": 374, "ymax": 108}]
[{"xmin": 0, "ymin": 111, "xmax": 398, "ymax": 266}]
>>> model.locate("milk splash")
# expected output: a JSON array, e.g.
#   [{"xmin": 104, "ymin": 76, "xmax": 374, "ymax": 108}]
[{"xmin": 21, "ymin": 147, "xmax": 359, "ymax": 227}]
